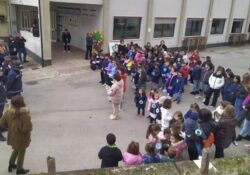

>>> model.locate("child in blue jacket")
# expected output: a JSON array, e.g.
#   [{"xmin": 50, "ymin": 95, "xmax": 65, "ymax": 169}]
[{"xmin": 134, "ymin": 88, "xmax": 147, "ymax": 116}]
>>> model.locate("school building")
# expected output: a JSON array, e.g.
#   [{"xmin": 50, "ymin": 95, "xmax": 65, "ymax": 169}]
[{"xmin": 1, "ymin": 0, "xmax": 250, "ymax": 66}]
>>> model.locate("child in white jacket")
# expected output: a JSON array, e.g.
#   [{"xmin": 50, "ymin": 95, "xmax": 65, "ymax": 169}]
[{"xmin": 161, "ymin": 99, "xmax": 173, "ymax": 130}]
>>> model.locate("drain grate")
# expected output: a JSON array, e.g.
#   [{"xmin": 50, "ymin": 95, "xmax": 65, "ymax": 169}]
[{"xmin": 25, "ymin": 80, "xmax": 39, "ymax": 86}]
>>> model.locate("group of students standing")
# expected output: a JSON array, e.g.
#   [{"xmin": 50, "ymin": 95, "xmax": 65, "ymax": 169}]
[{"xmin": 89, "ymin": 39, "xmax": 250, "ymax": 167}]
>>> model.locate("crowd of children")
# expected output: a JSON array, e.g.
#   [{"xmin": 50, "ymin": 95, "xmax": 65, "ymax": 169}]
[{"xmin": 92, "ymin": 40, "xmax": 250, "ymax": 168}]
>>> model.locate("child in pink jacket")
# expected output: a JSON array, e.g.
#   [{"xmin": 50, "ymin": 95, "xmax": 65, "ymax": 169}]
[{"xmin": 123, "ymin": 141, "xmax": 142, "ymax": 166}]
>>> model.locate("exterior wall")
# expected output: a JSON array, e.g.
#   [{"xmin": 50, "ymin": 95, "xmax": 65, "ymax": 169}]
[
  {"xmin": 10, "ymin": 0, "xmax": 38, "ymax": 7},
  {"xmin": 51, "ymin": 3, "xmax": 103, "ymax": 50},
  {"xmin": 207, "ymin": 0, "xmax": 232, "ymax": 44},
  {"xmin": 0, "ymin": 0, "xmax": 9, "ymax": 38},
  {"xmin": 108, "ymin": 0, "xmax": 148, "ymax": 46},
  {"xmin": 20, "ymin": 30, "xmax": 41, "ymax": 57},
  {"xmin": 185, "ymin": 0, "xmax": 210, "ymax": 37},
  {"xmin": 151, "ymin": 0, "xmax": 182, "ymax": 47},
  {"xmin": 50, "ymin": 0, "xmax": 103, "ymax": 5}
]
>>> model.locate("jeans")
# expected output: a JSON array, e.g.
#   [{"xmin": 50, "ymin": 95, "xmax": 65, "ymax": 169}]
[
  {"xmin": 193, "ymin": 80, "xmax": 200, "ymax": 92},
  {"xmin": 204, "ymin": 88, "xmax": 220, "ymax": 107},
  {"xmin": 234, "ymin": 98, "xmax": 243, "ymax": 120},
  {"xmin": 9, "ymin": 149, "xmax": 26, "ymax": 169},
  {"xmin": 85, "ymin": 46, "xmax": 92, "ymax": 59},
  {"xmin": 64, "ymin": 42, "xmax": 70, "ymax": 51},
  {"xmin": 18, "ymin": 48, "xmax": 27, "ymax": 63},
  {"xmin": 176, "ymin": 92, "xmax": 182, "ymax": 103},
  {"xmin": 239, "ymin": 119, "xmax": 250, "ymax": 137},
  {"xmin": 195, "ymin": 141, "xmax": 203, "ymax": 156},
  {"xmin": 215, "ymin": 146, "xmax": 224, "ymax": 158}
]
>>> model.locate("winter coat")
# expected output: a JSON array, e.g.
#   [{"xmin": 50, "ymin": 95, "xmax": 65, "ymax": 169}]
[
  {"xmin": 172, "ymin": 141, "xmax": 187, "ymax": 161},
  {"xmin": 123, "ymin": 152, "xmax": 142, "ymax": 166},
  {"xmin": 175, "ymin": 76, "xmax": 185, "ymax": 93},
  {"xmin": 166, "ymin": 74, "xmax": 178, "ymax": 95},
  {"xmin": 214, "ymin": 117, "xmax": 237, "ymax": 148},
  {"xmin": 180, "ymin": 66, "xmax": 189, "ymax": 79},
  {"xmin": 222, "ymin": 81, "xmax": 238, "ymax": 104},
  {"xmin": 161, "ymin": 107, "xmax": 173, "ymax": 129},
  {"xmin": 7, "ymin": 69, "xmax": 22, "ymax": 97},
  {"xmin": 201, "ymin": 69, "xmax": 213, "ymax": 84},
  {"xmin": 208, "ymin": 74, "xmax": 225, "ymax": 90},
  {"xmin": 151, "ymin": 68, "xmax": 161, "ymax": 84},
  {"xmin": 8, "ymin": 39, "xmax": 18, "ymax": 56},
  {"xmin": 86, "ymin": 36, "xmax": 93, "ymax": 47},
  {"xmin": 0, "ymin": 77, "xmax": 7, "ymax": 105},
  {"xmin": 148, "ymin": 99, "xmax": 161, "ymax": 120},
  {"xmin": 108, "ymin": 80, "xmax": 123, "ymax": 104},
  {"xmin": 161, "ymin": 65, "xmax": 170, "ymax": 77},
  {"xmin": 199, "ymin": 120, "xmax": 216, "ymax": 139},
  {"xmin": 192, "ymin": 66, "xmax": 202, "ymax": 81},
  {"xmin": 62, "ymin": 32, "xmax": 71, "ymax": 43},
  {"xmin": 0, "ymin": 107, "xmax": 32, "ymax": 150},
  {"xmin": 15, "ymin": 37, "xmax": 26, "ymax": 49},
  {"xmin": 183, "ymin": 112, "xmax": 200, "ymax": 141},
  {"xmin": 235, "ymin": 84, "xmax": 249, "ymax": 100},
  {"xmin": 142, "ymin": 154, "xmax": 160, "ymax": 164},
  {"xmin": 134, "ymin": 93, "xmax": 147, "ymax": 108}
]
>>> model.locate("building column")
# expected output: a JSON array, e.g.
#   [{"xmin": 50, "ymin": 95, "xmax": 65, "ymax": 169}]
[
  {"xmin": 225, "ymin": 0, "xmax": 236, "ymax": 42},
  {"xmin": 204, "ymin": 0, "xmax": 214, "ymax": 38},
  {"xmin": 244, "ymin": 0, "xmax": 250, "ymax": 34},
  {"xmin": 145, "ymin": 0, "xmax": 154, "ymax": 43},
  {"xmin": 39, "ymin": 0, "xmax": 52, "ymax": 66},
  {"xmin": 102, "ymin": 0, "xmax": 109, "ymax": 53},
  {"xmin": 177, "ymin": 0, "xmax": 187, "ymax": 48}
]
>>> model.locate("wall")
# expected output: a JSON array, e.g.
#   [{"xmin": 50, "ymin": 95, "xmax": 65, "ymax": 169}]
[
  {"xmin": 20, "ymin": 30, "xmax": 41, "ymax": 57},
  {"xmin": 9, "ymin": 4, "xmax": 18, "ymax": 35},
  {"xmin": 10, "ymin": 0, "xmax": 38, "ymax": 7},
  {"xmin": 108, "ymin": 0, "xmax": 148, "ymax": 46},
  {"xmin": 50, "ymin": 0, "xmax": 103, "ymax": 5},
  {"xmin": 0, "ymin": 1, "xmax": 9, "ymax": 38},
  {"xmin": 51, "ymin": 3, "xmax": 103, "ymax": 50},
  {"xmin": 207, "ymin": 0, "xmax": 233, "ymax": 44},
  {"xmin": 151, "ymin": 0, "xmax": 182, "ymax": 47}
]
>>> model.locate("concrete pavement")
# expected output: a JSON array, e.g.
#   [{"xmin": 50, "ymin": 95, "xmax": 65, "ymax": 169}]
[{"xmin": 0, "ymin": 45, "xmax": 250, "ymax": 174}]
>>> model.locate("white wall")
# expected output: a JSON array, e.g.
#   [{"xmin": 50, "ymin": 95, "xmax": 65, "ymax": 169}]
[
  {"xmin": 52, "ymin": 3, "xmax": 102, "ymax": 50},
  {"xmin": 10, "ymin": 0, "xmax": 38, "ymax": 7},
  {"xmin": 50, "ymin": 0, "xmax": 103, "ymax": 5},
  {"xmin": 185, "ymin": 0, "xmax": 210, "ymax": 37},
  {"xmin": 207, "ymin": 0, "xmax": 232, "ymax": 44},
  {"xmin": 10, "ymin": 5, "xmax": 18, "ymax": 35},
  {"xmin": 20, "ymin": 30, "xmax": 41, "ymax": 57},
  {"xmin": 108, "ymin": 0, "xmax": 147, "ymax": 46},
  {"xmin": 151, "ymin": 0, "xmax": 182, "ymax": 47}
]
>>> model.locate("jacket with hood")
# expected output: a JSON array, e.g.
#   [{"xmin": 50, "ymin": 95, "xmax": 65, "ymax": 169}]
[
  {"xmin": 0, "ymin": 107, "xmax": 32, "ymax": 150},
  {"xmin": 208, "ymin": 73, "xmax": 225, "ymax": 90},
  {"xmin": 123, "ymin": 152, "xmax": 142, "ymax": 166},
  {"xmin": 161, "ymin": 107, "xmax": 173, "ymax": 129},
  {"xmin": 108, "ymin": 80, "xmax": 123, "ymax": 104}
]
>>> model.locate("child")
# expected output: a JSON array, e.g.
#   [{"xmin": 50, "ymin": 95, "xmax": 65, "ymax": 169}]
[
  {"xmin": 134, "ymin": 88, "xmax": 147, "ymax": 116},
  {"xmin": 180, "ymin": 63, "xmax": 189, "ymax": 85},
  {"xmin": 174, "ymin": 71, "xmax": 185, "ymax": 104},
  {"xmin": 190, "ymin": 61, "xmax": 202, "ymax": 95},
  {"xmin": 142, "ymin": 143, "xmax": 160, "ymax": 164},
  {"xmin": 148, "ymin": 90, "xmax": 161, "ymax": 124},
  {"xmin": 151, "ymin": 64, "xmax": 161, "ymax": 89},
  {"xmin": 98, "ymin": 133, "xmax": 123, "ymax": 168},
  {"xmin": 146, "ymin": 124, "xmax": 162, "ymax": 144},
  {"xmin": 170, "ymin": 133, "xmax": 187, "ymax": 161},
  {"xmin": 161, "ymin": 61, "xmax": 170, "ymax": 89},
  {"xmin": 166, "ymin": 67, "xmax": 178, "ymax": 97},
  {"xmin": 170, "ymin": 111, "xmax": 184, "ymax": 127},
  {"xmin": 123, "ymin": 141, "xmax": 142, "ymax": 166},
  {"xmin": 160, "ymin": 128, "xmax": 172, "ymax": 155},
  {"xmin": 160, "ymin": 146, "xmax": 176, "ymax": 163},
  {"xmin": 161, "ymin": 99, "xmax": 173, "ymax": 130}
]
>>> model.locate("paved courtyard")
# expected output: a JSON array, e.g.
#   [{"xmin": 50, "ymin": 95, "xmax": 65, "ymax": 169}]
[{"xmin": 0, "ymin": 45, "xmax": 250, "ymax": 174}]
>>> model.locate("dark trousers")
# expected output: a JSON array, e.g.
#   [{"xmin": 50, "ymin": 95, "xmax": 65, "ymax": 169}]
[
  {"xmin": 186, "ymin": 139, "xmax": 198, "ymax": 160},
  {"xmin": 105, "ymin": 74, "xmax": 113, "ymax": 87},
  {"xmin": 137, "ymin": 107, "xmax": 145, "ymax": 115},
  {"xmin": 9, "ymin": 149, "xmax": 26, "ymax": 170},
  {"xmin": 100, "ymin": 70, "xmax": 105, "ymax": 84},
  {"xmin": 18, "ymin": 48, "xmax": 27, "ymax": 63},
  {"xmin": 85, "ymin": 46, "xmax": 92, "ymax": 59},
  {"xmin": 64, "ymin": 42, "xmax": 70, "ymax": 51},
  {"xmin": 204, "ymin": 88, "xmax": 220, "ymax": 106},
  {"xmin": 215, "ymin": 146, "xmax": 224, "ymax": 158}
]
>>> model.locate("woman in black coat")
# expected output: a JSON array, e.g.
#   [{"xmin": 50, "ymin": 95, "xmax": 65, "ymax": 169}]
[
  {"xmin": 214, "ymin": 105, "xmax": 237, "ymax": 158},
  {"xmin": 0, "ymin": 68, "xmax": 7, "ymax": 141}
]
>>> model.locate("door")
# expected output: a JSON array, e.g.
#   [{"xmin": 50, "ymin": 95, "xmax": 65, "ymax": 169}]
[{"xmin": 51, "ymin": 11, "xmax": 57, "ymax": 42}]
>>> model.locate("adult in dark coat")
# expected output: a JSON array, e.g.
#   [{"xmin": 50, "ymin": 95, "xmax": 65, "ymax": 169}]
[
  {"xmin": 15, "ymin": 33, "xmax": 27, "ymax": 63},
  {"xmin": 85, "ymin": 32, "xmax": 93, "ymax": 60},
  {"xmin": 8, "ymin": 36, "xmax": 18, "ymax": 57},
  {"xmin": 62, "ymin": 29, "xmax": 71, "ymax": 52},
  {"xmin": 214, "ymin": 105, "xmax": 237, "ymax": 158}
]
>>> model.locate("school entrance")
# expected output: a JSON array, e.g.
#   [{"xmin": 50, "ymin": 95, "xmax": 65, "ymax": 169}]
[{"xmin": 49, "ymin": 2, "xmax": 103, "ymax": 73}]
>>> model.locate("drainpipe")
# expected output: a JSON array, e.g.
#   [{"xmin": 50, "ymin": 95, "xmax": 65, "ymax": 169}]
[{"xmin": 38, "ymin": 0, "xmax": 45, "ymax": 67}]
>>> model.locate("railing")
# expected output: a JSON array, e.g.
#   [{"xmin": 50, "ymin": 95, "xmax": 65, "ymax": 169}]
[{"xmin": 228, "ymin": 33, "xmax": 247, "ymax": 46}]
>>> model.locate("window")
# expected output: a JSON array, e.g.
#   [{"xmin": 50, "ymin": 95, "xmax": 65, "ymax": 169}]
[
  {"xmin": 231, "ymin": 19, "xmax": 244, "ymax": 33},
  {"xmin": 113, "ymin": 17, "xmax": 141, "ymax": 40},
  {"xmin": 154, "ymin": 18, "xmax": 176, "ymax": 38},
  {"xmin": 20, "ymin": 10, "xmax": 38, "ymax": 31},
  {"xmin": 211, "ymin": 19, "xmax": 226, "ymax": 34},
  {"xmin": 185, "ymin": 19, "xmax": 203, "ymax": 36}
]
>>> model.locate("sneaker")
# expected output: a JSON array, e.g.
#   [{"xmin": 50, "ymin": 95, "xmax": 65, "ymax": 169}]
[
  {"xmin": 236, "ymin": 135, "xmax": 242, "ymax": 141},
  {"xmin": 195, "ymin": 95, "xmax": 201, "ymax": 99},
  {"xmin": 190, "ymin": 91, "xmax": 196, "ymax": 95},
  {"xmin": 232, "ymin": 141, "xmax": 238, "ymax": 146},
  {"xmin": 23, "ymin": 60, "xmax": 29, "ymax": 63},
  {"xmin": 16, "ymin": 169, "xmax": 29, "ymax": 175},
  {"xmin": 110, "ymin": 114, "xmax": 117, "ymax": 120},
  {"xmin": 0, "ymin": 134, "xmax": 6, "ymax": 141},
  {"xmin": 210, "ymin": 105, "xmax": 215, "ymax": 108}
]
